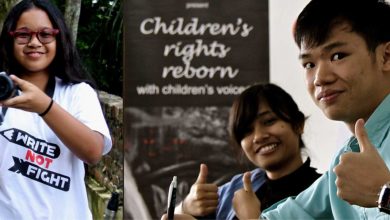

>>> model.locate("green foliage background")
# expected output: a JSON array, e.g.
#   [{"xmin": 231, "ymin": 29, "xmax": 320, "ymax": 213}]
[
  {"xmin": 55, "ymin": 0, "xmax": 123, "ymax": 97},
  {"xmin": 79, "ymin": 0, "xmax": 123, "ymax": 96}
]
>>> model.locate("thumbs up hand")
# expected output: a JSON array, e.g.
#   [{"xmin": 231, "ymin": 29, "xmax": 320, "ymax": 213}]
[
  {"xmin": 333, "ymin": 119, "xmax": 390, "ymax": 207},
  {"xmin": 181, "ymin": 164, "xmax": 219, "ymax": 216},
  {"xmin": 232, "ymin": 172, "xmax": 261, "ymax": 219}
]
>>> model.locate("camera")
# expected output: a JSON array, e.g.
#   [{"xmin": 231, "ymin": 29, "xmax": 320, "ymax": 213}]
[{"xmin": 0, "ymin": 72, "xmax": 16, "ymax": 101}]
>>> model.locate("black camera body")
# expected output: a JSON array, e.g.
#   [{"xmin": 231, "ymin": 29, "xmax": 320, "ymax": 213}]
[{"xmin": 0, "ymin": 72, "xmax": 16, "ymax": 101}]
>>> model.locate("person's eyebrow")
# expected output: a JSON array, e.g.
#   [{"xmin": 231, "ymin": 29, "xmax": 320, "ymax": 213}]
[
  {"xmin": 255, "ymin": 110, "xmax": 273, "ymax": 119},
  {"xmin": 299, "ymin": 41, "xmax": 348, "ymax": 60}
]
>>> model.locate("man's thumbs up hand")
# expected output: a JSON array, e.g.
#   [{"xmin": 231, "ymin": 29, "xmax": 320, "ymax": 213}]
[{"xmin": 334, "ymin": 119, "xmax": 390, "ymax": 207}]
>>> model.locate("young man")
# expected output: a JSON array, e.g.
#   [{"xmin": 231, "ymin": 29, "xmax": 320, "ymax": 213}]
[{"xmin": 233, "ymin": 0, "xmax": 390, "ymax": 219}]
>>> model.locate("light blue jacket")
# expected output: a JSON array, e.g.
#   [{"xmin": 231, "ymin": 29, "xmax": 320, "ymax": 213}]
[{"xmin": 262, "ymin": 94, "xmax": 390, "ymax": 220}]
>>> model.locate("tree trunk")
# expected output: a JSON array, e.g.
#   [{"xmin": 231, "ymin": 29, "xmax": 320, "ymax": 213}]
[
  {"xmin": 0, "ymin": 0, "xmax": 21, "ymax": 32},
  {"xmin": 64, "ymin": 0, "xmax": 81, "ymax": 43}
]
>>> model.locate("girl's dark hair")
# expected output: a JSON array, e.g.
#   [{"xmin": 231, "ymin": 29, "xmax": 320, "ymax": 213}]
[
  {"xmin": 228, "ymin": 83, "xmax": 306, "ymax": 160},
  {"xmin": 294, "ymin": 0, "xmax": 390, "ymax": 52},
  {"xmin": 0, "ymin": 0, "xmax": 95, "ymax": 88}
]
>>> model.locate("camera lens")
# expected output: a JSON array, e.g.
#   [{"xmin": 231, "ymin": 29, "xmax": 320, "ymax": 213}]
[{"xmin": 0, "ymin": 72, "xmax": 15, "ymax": 101}]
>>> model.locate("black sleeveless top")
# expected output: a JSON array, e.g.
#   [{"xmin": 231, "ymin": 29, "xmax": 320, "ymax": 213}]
[{"xmin": 256, "ymin": 158, "xmax": 321, "ymax": 211}]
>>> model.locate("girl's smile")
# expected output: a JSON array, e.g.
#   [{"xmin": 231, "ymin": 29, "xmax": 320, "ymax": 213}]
[{"xmin": 13, "ymin": 8, "xmax": 56, "ymax": 75}]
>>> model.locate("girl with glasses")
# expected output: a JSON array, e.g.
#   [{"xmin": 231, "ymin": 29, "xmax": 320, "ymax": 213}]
[{"xmin": 0, "ymin": 0, "xmax": 112, "ymax": 219}]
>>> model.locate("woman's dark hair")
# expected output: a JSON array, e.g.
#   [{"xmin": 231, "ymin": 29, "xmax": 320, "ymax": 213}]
[
  {"xmin": 228, "ymin": 83, "xmax": 306, "ymax": 160},
  {"xmin": 0, "ymin": 0, "xmax": 95, "ymax": 88}
]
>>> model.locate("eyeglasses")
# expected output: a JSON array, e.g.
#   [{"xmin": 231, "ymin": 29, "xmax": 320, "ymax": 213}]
[{"xmin": 9, "ymin": 28, "xmax": 59, "ymax": 45}]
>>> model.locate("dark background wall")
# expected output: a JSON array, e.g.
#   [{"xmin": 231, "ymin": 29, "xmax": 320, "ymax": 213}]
[{"xmin": 123, "ymin": 0, "xmax": 269, "ymax": 219}]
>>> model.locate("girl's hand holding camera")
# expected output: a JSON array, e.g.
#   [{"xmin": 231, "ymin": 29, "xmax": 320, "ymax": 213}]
[{"xmin": 2, "ymin": 74, "xmax": 52, "ymax": 116}]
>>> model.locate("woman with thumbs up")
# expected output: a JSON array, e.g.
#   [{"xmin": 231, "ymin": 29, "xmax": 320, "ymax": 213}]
[{"xmin": 172, "ymin": 83, "xmax": 321, "ymax": 220}]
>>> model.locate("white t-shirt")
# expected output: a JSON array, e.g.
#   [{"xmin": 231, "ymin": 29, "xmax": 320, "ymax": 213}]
[{"xmin": 0, "ymin": 78, "xmax": 112, "ymax": 220}]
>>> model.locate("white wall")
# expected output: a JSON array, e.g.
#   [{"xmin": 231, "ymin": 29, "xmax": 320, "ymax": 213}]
[{"xmin": 269, "ymin": 0, "xmax": 352, "ymax": 173}]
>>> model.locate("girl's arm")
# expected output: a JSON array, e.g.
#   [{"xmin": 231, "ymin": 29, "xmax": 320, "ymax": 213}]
[
  {"xmin": 41, "ymin": 102, "xmax": 105, "ymax": 165},
  {"xmin": 3, "ymin": 75, "xmax": 106, "ymax": 165}
]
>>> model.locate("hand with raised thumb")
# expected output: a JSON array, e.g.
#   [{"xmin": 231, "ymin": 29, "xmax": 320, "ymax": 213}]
[
  {"xmin": 232, "ymin": 172, "xmax": 261, "ymax": 219},
  {"xmin": 179, "ymin": 164, "xmax": 218, "ymax": 216},
  {"xmin": 333, "ymin": 118, "xmax": 390, "ymax": 207},
  {"xmin": 242, "ymin": 171, "xmax": 253, "ymax": 192}
]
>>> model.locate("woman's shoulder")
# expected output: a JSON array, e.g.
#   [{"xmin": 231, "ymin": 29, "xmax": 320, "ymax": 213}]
[
  {"xmin": 55, "ymin": 78, "xmax": 95, "ymax": 94},
  {"xmin": 220, "ymin": 168, "xmax": 265, "ymax": 189}
]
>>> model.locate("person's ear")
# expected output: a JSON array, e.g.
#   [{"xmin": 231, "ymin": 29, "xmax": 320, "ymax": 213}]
[
  {"xmin": 382, "ymin": 41, "xmax": 390, "ymax": 72},
  {"xmin": 295, "ymin": 121, "xmax": 304, "ymax": 135}
]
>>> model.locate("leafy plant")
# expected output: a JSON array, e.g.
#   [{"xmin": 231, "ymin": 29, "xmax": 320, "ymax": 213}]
[{"xmin": 77, "ymin": 0, "xmax": 123, "ymax": 96}]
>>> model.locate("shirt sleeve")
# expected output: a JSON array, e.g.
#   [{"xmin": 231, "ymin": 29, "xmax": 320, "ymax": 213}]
[
  {"xmin": 71, "ymin": 83, "xmax": 112, "ymax": 155},
  {"xmin": 215, "ymin": 173, "xmax": 243, "ymax": 219}
]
